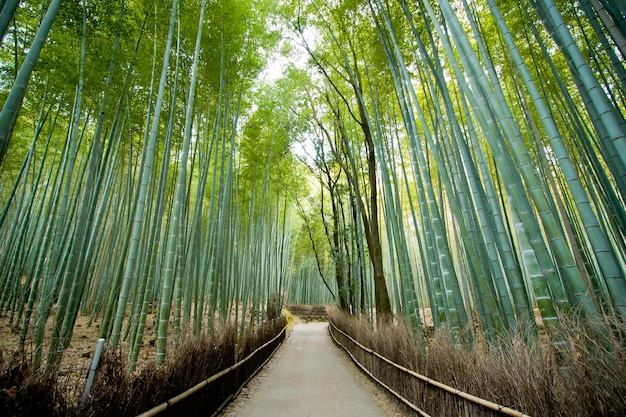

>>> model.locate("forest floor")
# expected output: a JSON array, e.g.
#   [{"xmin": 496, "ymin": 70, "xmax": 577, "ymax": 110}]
[
  {"xmin": 0, "ymin": 307, "xmax": 413, "ymax": 415},
  {"xmin": 0, "ymin": 305, "xmax": 550, "ymax": 415},
  {"xmin": 0, "ymin": 305, "xmax": 540, "ymax": 373},
  {"xmin": 0, "ymin": 310, "xmax": 164, "ymax": 398},
  {"xmin": 0, "ymin": 304, "xmax": 462, "ymax": 377}
]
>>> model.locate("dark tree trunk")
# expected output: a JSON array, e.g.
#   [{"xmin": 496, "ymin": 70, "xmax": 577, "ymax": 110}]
[
  {"xmin": 356, "ymin": 95, "xmax": 392, "ymax": 320},
  {"xmin": 330, "ymin": 191, "xmax": 349, "ymax": 311}
]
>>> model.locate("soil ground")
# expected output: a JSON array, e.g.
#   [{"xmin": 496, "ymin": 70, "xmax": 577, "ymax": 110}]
[
  {"xmin": 0, "ymin": 313, "xmax": 111, "ymax": 371},
  {"xmin": 0, "ymin": 311, "xmax": 163, "ymax": 398}
]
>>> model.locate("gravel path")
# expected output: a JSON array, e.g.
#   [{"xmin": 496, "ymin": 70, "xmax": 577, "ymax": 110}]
[{"xmin": 220, "ymin": 322, "xmax": 405, "ymax": 417}]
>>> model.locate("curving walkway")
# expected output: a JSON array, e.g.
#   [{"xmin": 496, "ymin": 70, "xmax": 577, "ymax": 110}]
[{"xmin": 225, "ymin": 322, "xmax": 391, "ymax": 417}]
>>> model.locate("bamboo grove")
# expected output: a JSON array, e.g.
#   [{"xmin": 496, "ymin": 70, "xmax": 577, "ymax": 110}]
[
  {"xmin": 284, "ymin": 0, "xmax": 626, "ymax": 343},
  {"xmin": 0, "ymin": 0, "xmax": 625, "ymax": 373},
  {"xmin": 0, "ymin": 0, "xmax": 299, "ymax": 372}
]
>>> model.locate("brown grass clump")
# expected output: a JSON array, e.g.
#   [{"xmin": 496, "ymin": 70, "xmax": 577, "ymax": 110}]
[
  {"xmin": 81, "ymin": 325, "xmax": 239, "ymax": 417},
  {"xmin": 81, "ymin": 317, "xmax": 286, "ymax": 417},
  {"xmin": 0, "ymin": 350, "xmax": 66, "ymax": 417},
  {"xmin": 329, "ymin": 309, "xmax": 626, "ymax": 417}
]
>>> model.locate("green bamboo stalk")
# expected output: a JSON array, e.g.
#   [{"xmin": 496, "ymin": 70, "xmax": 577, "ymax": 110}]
[
  {"xmin": 440, "ymin": 0, "xmax": 600, "ymax": 318},
  {"xmin": 414, "ymin": 0, "xmax": 564, "ymax": 334},
  {"xmin": 486, "ymin": 0, "xmax": 626, "ymax": 317},
  {"xmin": 0, "ymin": 0, "xmax": 62, "ymax": 165},
  {"xmin": 156, "ymin": 0, "xmax": 206, "ymax": 365},
  {"xmin": 0, "ymin": 0, "xmax": 19, "ymax": 42},
  {"xmin": 532, "ymin": 0, "xmax": 626, "ymax": 176},
  {"xmin": 109, "ymin": 0, "xmax": 179, "ymax": 347}
]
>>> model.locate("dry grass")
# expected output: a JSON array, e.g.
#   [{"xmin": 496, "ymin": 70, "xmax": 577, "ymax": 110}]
[
  {"xmin": 329, "ymin": 309, "xmax": 626, "ymax": 417},
  {"xmin": 0, "ymin": 317, "xmax": 286, "ymax": 417},
  {"xmin": 0, "ymin": 349, "xmax": 66, "ymax": 417}
]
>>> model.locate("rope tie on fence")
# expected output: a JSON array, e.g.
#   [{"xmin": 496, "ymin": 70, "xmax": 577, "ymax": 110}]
[
  {"xmin": 328, "ymin": 320, "xmax": 530, "ymax": 417},
  {"xmin": 136, "ymin": 326, "xmax": 286, "ymax": 417}
]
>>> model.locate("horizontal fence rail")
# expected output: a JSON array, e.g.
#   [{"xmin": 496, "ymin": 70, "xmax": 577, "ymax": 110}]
[
  {"xmin": 328, "ymin": 320, "xmax": 530, "ymax": 417},
  {"xmin": 136, "ymin": 326, "xmax": 287, "ymax": 417}
]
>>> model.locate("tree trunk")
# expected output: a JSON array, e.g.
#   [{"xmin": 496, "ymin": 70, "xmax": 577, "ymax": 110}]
[{"xmin": 353, "ymin": 79, "xmax": 392, "ymax": 320}]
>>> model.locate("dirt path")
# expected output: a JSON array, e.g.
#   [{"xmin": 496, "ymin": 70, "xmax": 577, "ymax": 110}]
[{"xmin": 221, "ymin": 322, "xmax": 400, "ymax": 417}]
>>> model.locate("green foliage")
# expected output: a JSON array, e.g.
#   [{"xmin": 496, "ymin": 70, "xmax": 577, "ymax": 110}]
[{"xmin": 240, "ymin": 80, "xmax": 307, "ymax": 205}]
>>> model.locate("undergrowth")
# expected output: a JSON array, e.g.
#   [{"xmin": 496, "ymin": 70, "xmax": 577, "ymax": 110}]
[
  {"xmin": 0, "ymin": 349, "xmax": 65, "ymax": 417},
  {"xmin": 329, "ymin": 309, "xmax": 626, "ymax": 417},
  {"xmin": 0, "ymin": 317, "xmax": 286, "ymax": 417}
]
